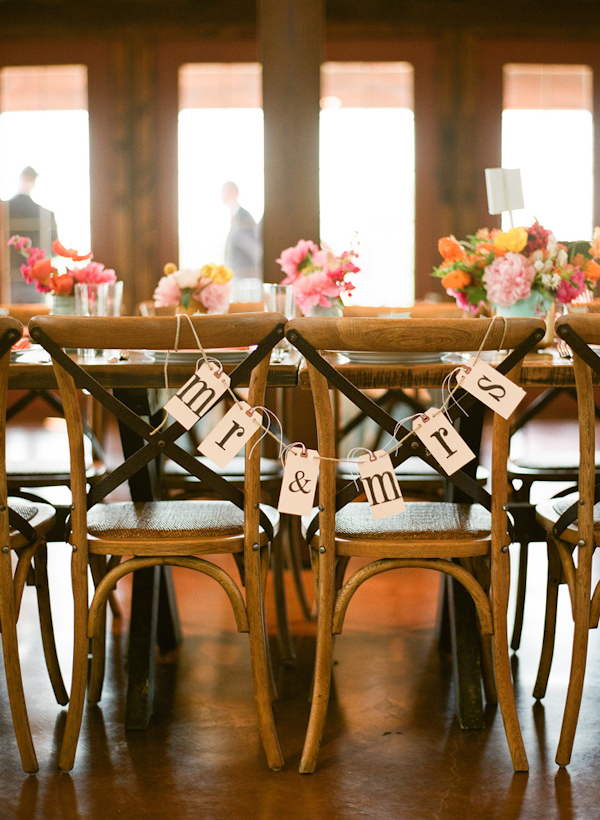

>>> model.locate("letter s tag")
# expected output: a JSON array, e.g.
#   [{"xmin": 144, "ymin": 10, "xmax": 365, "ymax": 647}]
[
  {"xmin": 358, "ymin": 450, "xmax": 405, "ymax": 521},
  {"xmin": 412, "ymin": 407, "xmax": 476, "ymax": 475},
  {"xmin": 455, "ymin": 357, "xmax": 525, "ymax": 419},
  {"xmin": 164, "ymin": 362, "xmax": 231, "ymax": 430},
  {"xmin": 277, "ymin": 447, "xmax": 320, "ymax": 516},
  {"xmin": 198, "ymin": 401, "xmax": 263, "ymax": 469}
]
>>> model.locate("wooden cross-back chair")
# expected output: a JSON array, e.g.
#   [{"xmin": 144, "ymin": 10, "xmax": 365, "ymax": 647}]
[
  {"xmin": 285, "ymin": 315, "xmax": 546, "ymax": 774},
  {"xmin": 533, "ymin": 313, "xmax": 600, "ymax": 766},
  {"xmin": 30, "ymin": 313, "xmax": 287, "ymax": 773},
  {"xmin": 0, "ymin": 316, "xmax": 68, "ymax": 772}
]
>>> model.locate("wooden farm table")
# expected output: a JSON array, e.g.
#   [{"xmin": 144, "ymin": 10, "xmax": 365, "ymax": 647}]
[
  {"xmin": 9, "ymin": 348, "xmax": 302, "ymax": 729},
  {"xmin": 297, "ymin": 346, "xmax": 581, "ymax": 729}
]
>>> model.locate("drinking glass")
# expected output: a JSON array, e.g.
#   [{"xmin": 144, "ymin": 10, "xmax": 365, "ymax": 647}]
[
  {"xmin": 263, "ymin": 284, "xmax": 294, "ymax": 362},
  {"xmin": 75, "ymin": 283, "xmax": 108, "ymax": 358}
]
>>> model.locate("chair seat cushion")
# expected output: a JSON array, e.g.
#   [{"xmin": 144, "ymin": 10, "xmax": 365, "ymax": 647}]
[
  {"xmin": 509, "ymin": 451, "xmax": 600, "ymax": 474},
  {"xmin": 536, "ymin": 491, "xmax": 600, "ymax": 543},
  {"xmin": 304, "ymin": 501, "xmax": 491, "ymax": 557},
  {"xmin": 7, "ymin": 497, "xmax": 56, "ymax": 544},
  {"xmin": 87, "ymin": 500, "xmax": 279, "ymax": 553},
  {"xmin": 163, "ymin": 455, "xmax": 283, "ymax": 480},
  {"xmin": 337, "ymin": 457, "xmax": 488, "ymax": 484}
]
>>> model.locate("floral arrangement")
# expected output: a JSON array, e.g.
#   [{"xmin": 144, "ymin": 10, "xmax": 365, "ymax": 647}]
[
  {"xmin": 8, "ymin": 235, "xmax": 116, "ymax": 296},
  {"xmin": 432, "ymin": 222, "xmax": 600, "ymax": 314},
  {"xmin": 153, "ymin": 262, "xmax": 233, "ymax": 314},
  {"xmin": 276, "ymin": 239, "xmax": 360, "ymax": 315}
]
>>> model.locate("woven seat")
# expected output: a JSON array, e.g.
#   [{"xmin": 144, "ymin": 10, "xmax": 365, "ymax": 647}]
[{"xmin": 31, "ymin": 312, "xmax": 287, "ymax": 773}]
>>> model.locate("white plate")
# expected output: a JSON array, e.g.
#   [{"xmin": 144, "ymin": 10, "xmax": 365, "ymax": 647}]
[
  {"xmin": 340, "ymin": 350, "xmax": 443, "ymax": 365},
  {"xmin": 10, "ymin": 344, "xmax": 50, "ymax": 363},
  {"xmin": 149, "ymin": 348, "xmax": 252, "ymax": 364}
]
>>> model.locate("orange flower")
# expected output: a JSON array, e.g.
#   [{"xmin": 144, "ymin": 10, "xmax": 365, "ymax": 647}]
[
  {"xmin": 475, "ymin": 241, "xmax": 494, "ymax": 256},
  {"xmin": 438, "ymin": 236, "xmax": 466, "ymax": 262},
  {"xmin": 52, "ymin": 238, "xmax": 93, "ymax": 262},
  {"xmin": 590, "ymin": 227, "xmax": 600, "ymax": 259},
  {"xmin": 29, "ymin": 258, "xmax": 53, "ymax": 284},
  {"xmin": 52, "ymin": 274, "xmax": 75, "ymax": 294},
  {"xmin": 441, "ymin": 269, "xmax": 471, "ymax": 290},
  {"xmin": 585, "ymin": 259, "xmax": 600, "ymax": 282}
]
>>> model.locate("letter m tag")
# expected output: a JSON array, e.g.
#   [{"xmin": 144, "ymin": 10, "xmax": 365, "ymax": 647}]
[
  {"xmin": 164, "ymin": 362, "xmax": 231, "ymax": 430},
  {"xmin": 358, "ymin": 450, "xmax": 405, "ymax": 520},
  {"xmin": 198, "ymin": 401, "xmax": 263, "ymax": 469}
]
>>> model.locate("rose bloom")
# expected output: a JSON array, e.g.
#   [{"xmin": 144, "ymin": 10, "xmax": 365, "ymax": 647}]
[
  {"xmin": 196, "ymin": 280, "xmax": 230, "ymax": 314},
  {"xmin": 441, "ymin": 269, "xmax": 471, "ymax": 290},
  {"xmin": 293, "ymin": 270, "xmax": 341, "ymax": 314},
  {"xmin": 493, "ymin": 227, "xmax": 528, "ymax": 255},
  {"xmin": 73, "ymin": 262, "xmax": 117, "ymax": 285},
  {"xmin": 483, "ymin": 252, "xmax": 535, "ymax": 307},
  {"xmin": 28, "ymin": 258, "xmax": 54, "ymax": 288},
  {"xmin": 153, "ymin": 273, "xmax": 183, "ymax": 306},
  {"xmin": 209, "ymin": 264, "xmax": 234, "ymax": 285},
  {"xmin": 438, "ymin": 236, "xmax": 466, "ymax": 263},
  {"xmin": 276, "ymin": 239, "xmax": 320, "ymax": 282},
  {"xmin": 556, "ymin": 268, "xmax": 586, "ymax": 304}
]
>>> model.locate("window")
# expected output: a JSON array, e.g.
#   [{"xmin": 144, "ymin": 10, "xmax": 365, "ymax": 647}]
[
  {"xmin": 320, "ymin": 62, "xmax": 415, "ymax": 306},
  {"xmin": 501, "ymin": 64, "xmax": 593, "ymax": 240}
]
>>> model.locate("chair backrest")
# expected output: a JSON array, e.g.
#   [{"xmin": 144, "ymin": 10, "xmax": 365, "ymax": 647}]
[
  {"xmin": 30, "ymin": 313, "xmax": 287, "ymax": 551},
  {"xmin": 286, "ymin": 316, "xmax": 545, "ymax": 542},
  {"xmin": 554, "ymin": 314, "xmax": 600, "ymax": 545},
  {"xmin": 342, "ymin": 303, "xmax": 464, "ymax": 319},
  {"xmin": 0, "ymin": 304, "xmax": 51, "ymax": 325},
  {"xmin": 138, "ymin": 300, "xmax": 265, "ymax": 317}
]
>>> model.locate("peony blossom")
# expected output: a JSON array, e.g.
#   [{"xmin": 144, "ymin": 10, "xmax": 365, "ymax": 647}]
[
  {"xmin": 556, "ymin": 268, "xmax": 586, "ymax": 304},
  {"xmin": 72, "ymin": 262, "xmax": 117, "ymax": 285},
  {"xmin": 197, "ymin": 280, "xmax": 231, "ymax": 313},
  {"xmin": 292, "ymin": 270, "xmax": 342, "ymax": 313},
  {"xmin": 483, "ymin": 252, "xmax": 535, "ymax": 307},
  {"xmin": 276, "ymin": 239, "xmax": 320, "ymax": 282},
  {"xmin": 153, "ymin": 274, "xmax": 182, "ymax": 306},
  {"xmin": 175, "ymin": 268, "xmax": 201, "ymax": 289}
]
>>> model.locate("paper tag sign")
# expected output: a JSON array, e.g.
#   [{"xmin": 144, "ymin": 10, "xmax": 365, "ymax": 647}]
[
  {"xmin": 198, "ymin": 401, "xmax": 263, "ymax": 469},
  {"xmin": 278, "ymin": 447, "xmax": 319, "ymax": 516},
  {"xmin": 456, "ymin": 357, "xmax": 525, "ymax": 419},
  {"xmin": 412, "ymin": 407, "xmax": 475, "ymax": 475},
  {"xmin": 358, "ymin": 450, "xmax": 405, "ymax": 520},
  {"xmin": 164, "ymin": 362, "xmax": 231, "ymax": 430}
]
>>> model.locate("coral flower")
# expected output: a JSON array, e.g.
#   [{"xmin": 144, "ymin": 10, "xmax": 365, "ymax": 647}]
[
  {"xmin": 438, "ymin": 236, "xmax": 466, "ymax": 262},
  {"xmin": 441, "ymin": 269, "xmax": 471, "ymax": 290},
  {"xmin": 52, "ymin": 274, "xmax": 75, "ymax": 295},
  {"xmin": 52, "ymin": 239, "xmax": 93, "ymax": 261}
]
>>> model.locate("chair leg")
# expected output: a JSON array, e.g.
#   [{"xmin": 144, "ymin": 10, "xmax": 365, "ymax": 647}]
[
  {"xmin": 271, "ymin": 529, "xmax": 295, "ymax": 662},
  {"xmin": 510, "ymin": 542, "xmax": 529, "ymax": 651},
  {"xmin": 533, "ymin": 538, "xmax": 562, "ymax": 700},
  {"xmin": 246, "ymin": 546, "xmax": 284, "ymax": 771},
  {"xmin": 58, "ymin": 549, "xmax": 90, "ymax": 773},
  {"xmin": 87, "ymin": 556, "xmax": 108, "ymax": 704},
  {"xmin": 491, "ymin": 554, "xmax": 528, "ymax": 772},
  {"xmin": 300, "ymin": 548, "xmax": 336, "ymax": 774},
  {"xmin": 33, "ymin": 543, "xmax": 69, "ymax": 706}
]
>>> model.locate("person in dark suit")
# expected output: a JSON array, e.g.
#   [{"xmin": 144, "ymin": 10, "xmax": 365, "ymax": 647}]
[
  {"xmin": 8, "ymin": 166, "xmax": 58, "ymax": 303},
  {"xmin": 221, "ymin": 180, "xmax": 262, "ymax": 283}
]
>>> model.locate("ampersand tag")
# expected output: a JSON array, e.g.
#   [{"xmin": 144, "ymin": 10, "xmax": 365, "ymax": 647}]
[
  {"xmin": 455, "ymin": 357, "xmax": 525, "ymax": 419},
  {"xmin": 198, "ymin": 401, "xmax": 263, "ymax": 469},
  {"xmin": 277, "ymin": 447, "xmax": 319, "ymax": 516},
  {"xmin": 412, "ymin": 407, "xmax": 475, "ymax": 475},
  {"xmin": 164, "ymin": 362, "xmax": 231, "ymax": 430},
  {"xmin": 358, "ymin": 450, "xmax": 405, "ymax": 520}
]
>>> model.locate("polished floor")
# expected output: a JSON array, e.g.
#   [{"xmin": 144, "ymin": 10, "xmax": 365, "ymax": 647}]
[{"xmin": 0, "ymin": 421, "xmax": 599, "ymax": 819}]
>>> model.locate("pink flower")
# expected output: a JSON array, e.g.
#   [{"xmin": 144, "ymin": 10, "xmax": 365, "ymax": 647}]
[
  {"xmin": 197, "ymin": 280, "xmax": 231, "ymax": 314},
  {"xmin": 556, "ymin": 268, "xmax": 586, "ymax": 304},
  {"xmin": 276, "ymin": 239, "xmax": 320, "ymax": 283},
  {"xmin": 8, "ymin": 235, "xmax": 31, "ymax": 252},
  {"xmin": 293, "ymin": 270, "xmax": 341, "ymax": 314},
  {"xmin": 483, "ymin": 252, "xmax": 535, "ymax": 307},
  {"xmin": 72, "ymin": 261, "xmax": 117, "ymax": 285},
  {"xmin": 153, "ymin": 274, "xmax": 182, "ymax": 306}
]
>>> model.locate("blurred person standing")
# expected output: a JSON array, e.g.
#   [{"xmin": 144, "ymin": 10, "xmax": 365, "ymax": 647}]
[
  {"xmin": 7, "ymin": 166, "xmax": 58, "ymax": 303},
  {"xmin": 221, "ymin": 181, "xmax": 262, "ymax": 296}
]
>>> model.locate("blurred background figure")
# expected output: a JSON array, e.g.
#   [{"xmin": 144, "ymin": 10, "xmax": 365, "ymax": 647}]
[
  {"xmin": 221, "ymin": 180, "xmax": 262, "ymax": 300},
  {"xmin": 7, "ymin": 166, "xmax": 58, "ymax": 303}
]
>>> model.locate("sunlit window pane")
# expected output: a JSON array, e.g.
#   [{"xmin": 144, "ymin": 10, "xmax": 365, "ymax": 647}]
[
  {"xmin": 501, "ymin": 64, "xmax": 593, "ymax": 240},
  {"xmin": 320, "ymin": 62, "xmax": 415, "ymax": 306}
]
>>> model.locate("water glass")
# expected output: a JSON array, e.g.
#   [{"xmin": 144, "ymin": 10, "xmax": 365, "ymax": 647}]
[
  {"xmin": 263, "ymin": 284, "xmax": 294, "ymax": 361},
  {"xmin": 75, "ymin": 283, "xmax": 108, "ymax": 358}
]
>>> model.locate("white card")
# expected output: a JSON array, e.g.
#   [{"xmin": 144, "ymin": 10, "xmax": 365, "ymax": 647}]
[
  {"xmin": 198, "ymin": 401, "xmax": 263, "ymax": 469},
  {"xmin": 277, "ymin": 447, "xmax": 320, "ymax": 516},
  {"xmin": 412, "ymin": 407, "xmax": 476, "ymax": 475},
  {"xmin": 358, "ymin": 450, "xmax": 405, "ymax": 520},
  {"xmin": 456, "ymin": 357, "xmax": 526, "ymax": 419},
  {"xmin": 164, "ymin": 362, "xmax": 231, "ymax": 430}
]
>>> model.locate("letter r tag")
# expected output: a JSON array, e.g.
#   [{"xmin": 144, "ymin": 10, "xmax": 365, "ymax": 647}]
[
  {"xmin": 278, "ymin": 447, "xmax": 319, "ymax": 516},
  {"xmin": 164, "ymin": 362, "xmax": 231, "ymax": 430},
  {"xmin": 455, "ymin": 357, "xmax": 526, "ymax": 419},
  {"xmin": 358, "ymin": 450, "xmax": 405, "ymax": 520},
  {"xmin": 198, "ymin": 401, "xmax": 263, "ymax": 469},
  {"xmin": 412, "ymin": 408, "xmax": 476, "ymax": 475}
]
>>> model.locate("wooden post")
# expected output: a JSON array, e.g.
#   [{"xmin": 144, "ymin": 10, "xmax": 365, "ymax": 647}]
[{"xmin": 259, "ymin": 0, "xmax": 324, "ymax": 283}]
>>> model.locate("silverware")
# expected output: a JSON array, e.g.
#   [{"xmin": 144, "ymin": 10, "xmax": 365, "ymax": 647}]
[{"xmin": 556, "ymin": 339, "xmax": 572, "ymax": 359}]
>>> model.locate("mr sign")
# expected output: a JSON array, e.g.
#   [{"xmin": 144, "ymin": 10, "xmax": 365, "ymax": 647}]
[
  {"xmin": 164, "ymin": 362, "xmax": 231, "ymax": 430},
  {"xmin": 412, "ymin": 407, "xmax": 475, "ymax": 475}
]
